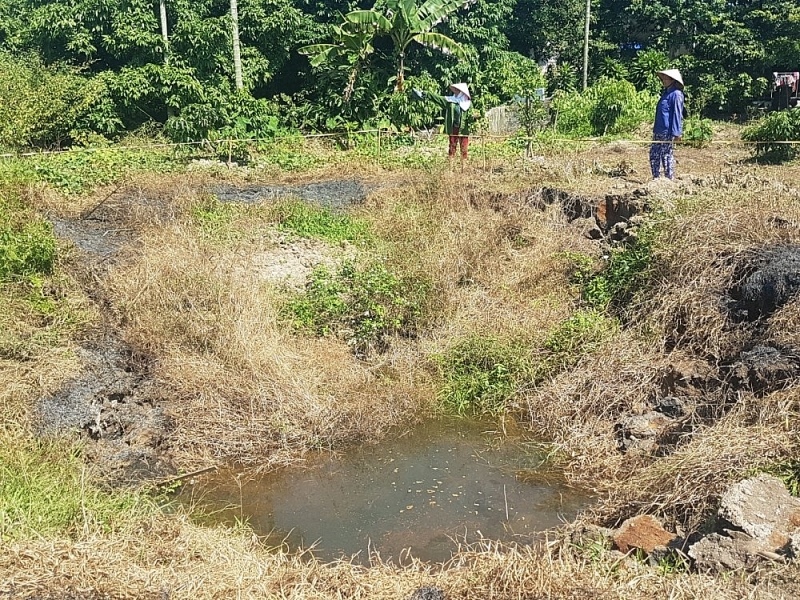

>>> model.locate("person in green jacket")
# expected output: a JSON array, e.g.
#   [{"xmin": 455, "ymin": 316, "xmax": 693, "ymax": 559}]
[{"xmin": 412, "ymin": 83, "xmax": 472, "ymax": 165}]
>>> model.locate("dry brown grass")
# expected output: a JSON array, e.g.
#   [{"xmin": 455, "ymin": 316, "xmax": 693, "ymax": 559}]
[
  {"xmin": 2, "ymin": 512, "xmax": 797, "ymax": 599},
  {"xmin": 634, "ymin": 183, "xmax": 800, "ymax": 359},
  {"xmin": 81, "ymin": 164, "xmax": 603, "ymax": 470}
]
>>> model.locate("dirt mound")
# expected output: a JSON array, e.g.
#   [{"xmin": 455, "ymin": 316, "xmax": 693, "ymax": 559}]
[
  {"xmin": 729, "ymin": 244, "xmax": 800, "ymax": 321},
  {"xmin": 35, "ymin": 341, "xmax": 174, "ymax": 485}
]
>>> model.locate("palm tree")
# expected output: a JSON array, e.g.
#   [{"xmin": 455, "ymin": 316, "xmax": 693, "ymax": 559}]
[{"xmin": 300, "ymin": 0, "xmax": 469, "ymax": 98}]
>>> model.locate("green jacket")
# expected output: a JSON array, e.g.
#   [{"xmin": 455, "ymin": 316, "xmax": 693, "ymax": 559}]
[{"xmin": 417, "ymin": 91, "xmax": 472, "ymax": 135}]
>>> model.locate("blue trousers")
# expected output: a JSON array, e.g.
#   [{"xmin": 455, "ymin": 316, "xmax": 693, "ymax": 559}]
[{"xmin": 650, "ymin": 133, "xmax": 675, "ymax": 179}]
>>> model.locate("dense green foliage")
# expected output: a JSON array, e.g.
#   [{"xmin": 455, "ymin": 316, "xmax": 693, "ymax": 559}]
[
  {"xmin": 552, "ymin": 78, "xmax": 655, "ymax": 137},
  {"xmin": 435, "ymin": 336, "xmax": 530, "ymax": 416},
  {"xmin": 0, "ymin": 0, "xmax": 798, "ymax": 148},
  {"xmin": 742, "ymin": 109, "xmax": 800, "ymax": 160}
]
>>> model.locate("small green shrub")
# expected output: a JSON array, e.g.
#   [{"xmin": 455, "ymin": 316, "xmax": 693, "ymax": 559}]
[
  {"xmin": 552, "ymin": 78, "xmax": 656, "ymax": 137},
  {"xmin": 191, "ymin": 196, "xmax": 243, "ymax": 239},
  {"xmin": 682, "ymin": 117, "xmax": 714, "ymax": 148},
  {"xmin": 271, "ymin": 199, "xmax": 371, "ymax": 245},
  {"xmin": 0, "ymin": 195, "xmax": 57, "ymax": 280},
  {"xmin": 435, "ymin": 336, "xmax": 531, "ymax": 416},
  {"xmin": 761, "ymin": 461, "xmax": 800, "ymax": 497},
  {"xmin": 628, "ymin": 49, "xmax": 670, "ymax": 93},
  {"xmin": 284, "ymin": 260, "xmax": 425, "ymax": 356},
  {"xmin": 582, "ymin": 229, "xmax": 658, "ymax": 311},
  {"xmin": 742, "ymin": 109, "xmax": 800, "ymax": 161}
]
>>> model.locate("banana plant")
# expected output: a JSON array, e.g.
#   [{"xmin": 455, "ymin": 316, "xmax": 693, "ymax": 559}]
[
  {"xmin": 299, "ymin": 23, "xmax": 378, "ymax": 102},
  {"xmin": 300, "ymin": 0, "xmax": 469, "ymax": 98}
]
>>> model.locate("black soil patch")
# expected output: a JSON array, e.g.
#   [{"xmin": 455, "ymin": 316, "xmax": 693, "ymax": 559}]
[
  {"xmin": 722, "ymin": 345, "xmax": 800, "ymax": 396},
  {"xmin": 50, "ymin": 216, "xmax": 133, "ymax": 260},
  {"xmin": 727, "ymin": 244, "xmax": 800, "ymax": 322},
  {"xmin": 35, "ymin": 341, "xmax": 174, "ymax": 486},
  {"xmin": 210, "ymin": 179, "xmax": 370, "ymax": 209}
]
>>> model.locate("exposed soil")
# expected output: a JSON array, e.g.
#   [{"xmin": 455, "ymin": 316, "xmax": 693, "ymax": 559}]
[{"xmin": 35, "ymin": 340, "xmax": 174, "ymax": 485}]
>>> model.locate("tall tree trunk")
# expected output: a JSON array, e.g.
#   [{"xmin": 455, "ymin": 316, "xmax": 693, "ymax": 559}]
[
  {"xmin": 395, "ymin": 51, "xmax": 405, "ymax": 92},
  {"xmin": 230, "ymin": 0, "xmax": 243, "ymax": 91},
  {"xmin": 159, "ymin": 0, "xmax": 175, "ymax": 118},
  {"xmin": 582, "ymin": 0, "xmax": 590, "ymax": 90},
  {"xmin": 159, "ymin": 0, "xmax": 169, "ymax": 64}
]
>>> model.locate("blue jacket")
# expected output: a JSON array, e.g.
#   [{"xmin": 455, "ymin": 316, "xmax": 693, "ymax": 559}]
[{"xmin": 653, "ymin": 86, "xmax": 684, "ymax": 138}]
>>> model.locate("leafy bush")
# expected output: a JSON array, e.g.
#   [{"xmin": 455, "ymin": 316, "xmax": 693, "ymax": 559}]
[
  {"xmin": 166, "ymin": 89, "xmax": 283, "ymax": 162},
  {"xmin": 742, "ymin": 109, "xmax": 800, "ymax": 161},
  {"xmin": 628, "ymin": 49, "xmax": 669, "ymax": 93},
  {"xmin": 385, "ymin": 73, "xmax": 442, "ymax": 131},
  {"xmin": 284, "ymin": 260, "xmax": 425, "ymax": 356},
  {"xmin": 552, "ymin": 78, "xmax": 656, "ymax": 137},
  {"xmin": 0, "ymin": 53, "xmax": 108, "ymax": 150},
  {"xmin": 435, "ymin": 336, "xmax": 531, "ymax": 416},
  {"xmin": 0, "ymin": 195, "xmax": 57, "ymax": 280},
  {"xmin": 482, "ymin": 52, "xmax": 547, "ymax": 106},
  {"xmin": 682, "ymin": 116, "xmax": 714, "ymax": 148}
]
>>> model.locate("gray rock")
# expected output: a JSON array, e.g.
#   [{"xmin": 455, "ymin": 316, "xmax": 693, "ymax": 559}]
[
  {"xmin": 615, "ymin": 411, "xmax": 675, "ymax": 453},
  {"xmin": 791, "ymin": 532, "xmax": 800, "ymax": 558},
  {"xmin": 688, "ymin": 531, "xmax": 767, "ymax": 572},
  {"xmin": 719, "ymin": 474, "xmax": 800, "ymax": 542},
  {"xmin": 653, "ymin": 395, "xmax": 694, "ymax": 418}
]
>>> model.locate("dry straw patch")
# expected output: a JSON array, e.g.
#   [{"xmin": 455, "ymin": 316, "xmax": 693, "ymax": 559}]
[
  {"xmin": 373, "ymin": 172, "xmax": 595, "ymax": 346},
  {"xmin": 2, "ymin": 514, "xmax": 794, "ymax": 599},
  {"xmin": 521, "ymin": 330, "xmax": 664, "ymax": 485},
  {"xmin": 101, "ymin": 219, "xmax": 429, "ymax": 469}
]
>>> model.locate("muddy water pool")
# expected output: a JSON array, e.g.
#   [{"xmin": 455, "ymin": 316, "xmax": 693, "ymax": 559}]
[{"xmin": 181, "ymin": 418, "xmax": 589, "ymax": 564}]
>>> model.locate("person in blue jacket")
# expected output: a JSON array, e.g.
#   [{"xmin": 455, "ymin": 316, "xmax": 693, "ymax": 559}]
[{"xmin": 650, "ymin": 69, "xmax": 685, "ymax": 180}]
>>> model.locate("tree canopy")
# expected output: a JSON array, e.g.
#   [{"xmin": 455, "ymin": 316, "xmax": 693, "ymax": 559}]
[{"xmin": 1, "ymin": 0, "xmax": 798, "ymax": 148}]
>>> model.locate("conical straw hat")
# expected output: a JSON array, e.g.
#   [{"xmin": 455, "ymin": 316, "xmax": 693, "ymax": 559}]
[{"xmin": 657, "ymin": 69, "xmax": 684, "ymax": 87}]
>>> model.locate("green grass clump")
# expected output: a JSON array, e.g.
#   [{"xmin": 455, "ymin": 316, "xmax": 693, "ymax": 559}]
[
  {"xmin": 0, "ymin": 194, "xmax": 57, "ymax": 280},
  {"xmin": 284, "ymin": 260, "xmax": 425, "ymax": 356},
  {"xmin": 543, "ymin": 309, "xmax": 619, "ymax": 371},
  {"xmin": 435, "ymin": 336, "xmax": 531, "ymax": 416},
  {"xmin": 192, "ymin": 196, "xmax": 242, "ymax": 239},
  {"xmin": 0, "ymin": 434, "xmax": 151, "ymax": 540},
  {"xmin": 271, "ymin": 199, "xmax": 371, "ymax": 245}
]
